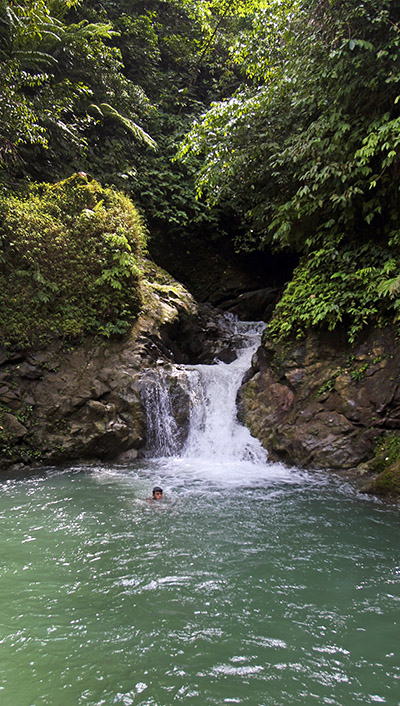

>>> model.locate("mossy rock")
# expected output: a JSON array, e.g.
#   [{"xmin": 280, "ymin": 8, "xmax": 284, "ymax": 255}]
[
  {"xmin": 365, "ymin": 461, "xmax": 400, "ymax": 497},
  {"xmin": 0, "ymin": 173, "xmax": 146, "ymax": 347}
]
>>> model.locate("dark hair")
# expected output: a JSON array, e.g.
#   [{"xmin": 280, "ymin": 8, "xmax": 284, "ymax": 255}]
[{"xmin": 152, "ymin": 486, "xmax": 163, "ymax": 495}]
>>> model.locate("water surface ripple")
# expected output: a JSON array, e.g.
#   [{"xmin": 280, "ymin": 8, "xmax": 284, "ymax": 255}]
[{"xmin": 0, "ymin": 462, "xmax": 399, "ymax": 706}]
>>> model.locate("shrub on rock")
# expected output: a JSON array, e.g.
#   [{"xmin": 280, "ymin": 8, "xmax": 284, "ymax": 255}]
[{"xmin": 0, "ymin": 173, "xmax": 146, "ymax": 345}]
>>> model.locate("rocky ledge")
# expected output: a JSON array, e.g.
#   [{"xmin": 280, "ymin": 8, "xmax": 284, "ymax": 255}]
[
  {"xmin": 238, "ymin": 325, "xmax": 400, "ymax": 496},
  {"xmin": 0, "ymin": 264, "xmax": 239, "ymax": 471}
]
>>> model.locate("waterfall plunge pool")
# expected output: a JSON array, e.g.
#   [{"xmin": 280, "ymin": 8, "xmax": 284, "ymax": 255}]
[
  {"xmin": 0, "ymin": 317, "xmax": 399, "ymax": 705},
  {"xmin": 0, "ymin": 462, "xmax": 399, "ymax": 706}
]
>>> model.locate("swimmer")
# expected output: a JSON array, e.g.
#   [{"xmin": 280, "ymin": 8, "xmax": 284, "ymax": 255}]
[{"xmin": 147, "ymin": 486, "xmax": 163, "ymax": 503}]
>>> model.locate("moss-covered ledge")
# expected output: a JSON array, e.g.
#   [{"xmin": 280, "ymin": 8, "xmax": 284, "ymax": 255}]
[
  {"xmin": 363, "ymin": 462, "xmax": 400, "ymax": 497},
  {"xmin": 0, "ymin": 258, "xmax": 198, "ymax": 470},
  {"xmin": 357, "ymin": 434, "xmax": 400, "ymax": 498}
]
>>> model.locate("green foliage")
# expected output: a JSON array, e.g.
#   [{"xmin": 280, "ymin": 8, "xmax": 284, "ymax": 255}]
[
  {"xmin": 0, "ymin": 0, "xmax": 248, "ymax": 242},
  {"xmin": 365, "ymin": 434, "xmax": 400, "ymax": 496},
  {"xmin": 0, "ymin": 0, "xmax": 156, "ymax": 180},
  {"xmin": 177, "ymin": 0, "xmax": 400, "ymax": 339},
  {"xmin": 367, "ymin": 463, "xmax": 400, "ymax": 496},
  {"xmin": 88, "ymin": 102, "xmax": 156, "ymax": 149},
  {"xmin": 0, "ymin": 173, "xmax": 146, "ymax": 345},
  {"xmin": 0, "ymin": 0, "xmax": 275, "ymax": 251},
  {"xmin": 181, "ymin": 0, "xmax": 399, "ymax": 241},
  {"xmin": 74, "ymin": 0, "xmax": 251, "ymax": 239},
  {"xmin": 267, "ymin": 240, "xmax": 399, "ymax": 342},
  {"xmin": 375, "ymin": 433, "xmax": 400, "ymax": 469},
  {"xmin": 179, "ymin": 0, "xmax": 400, "ymax": 249},
  {"xmin": 4, "ymin": 0, "xmax": 400, "ymax": 351}
]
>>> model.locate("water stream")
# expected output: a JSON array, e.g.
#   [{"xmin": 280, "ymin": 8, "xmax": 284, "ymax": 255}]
[
  {"xmin": 140, "ymin": 318, "xmax": 266, "ymax": 462},
  {"xmin": 0, "ymin": 318, "xmax": 399, "ymax": 706}
]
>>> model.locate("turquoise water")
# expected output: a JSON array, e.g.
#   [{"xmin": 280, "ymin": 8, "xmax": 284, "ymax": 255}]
[{"xmin": 0, "ymin": 459, "xmax": 399, "ymax": 706}]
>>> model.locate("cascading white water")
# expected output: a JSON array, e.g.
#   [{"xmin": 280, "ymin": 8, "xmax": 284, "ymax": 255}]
[
  {"xmin": 140, "ymin": 317, "xmax": 267, "ymax": 463},
  {"xmin": 139, "ymin": 368, "xmax": 181, "ymax": 457},
  {"xmin": 182, "ymin": 321, "xmax": 266, "ymax": 462}
]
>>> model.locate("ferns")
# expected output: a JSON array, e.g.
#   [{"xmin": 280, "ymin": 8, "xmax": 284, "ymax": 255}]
[
  {"xmin": 0, "ymin": 1, "xmax": 117, "ymax": 68},
  {"xmin": 0, "ymin": 1, "xmax": 156, "ymax": 167},
  {"xmin": 89, "ymin": 103, "xmax": 157, "ymax": 149}
]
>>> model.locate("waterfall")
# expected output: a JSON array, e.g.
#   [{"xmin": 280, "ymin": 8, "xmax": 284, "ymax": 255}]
[
  {"xmin": 140, "ymin": 317, "xmax": 267, "ymax": 464},
  {"xmin": 139, "ymin": 368, "xmax": 181, "ymax": 457}
]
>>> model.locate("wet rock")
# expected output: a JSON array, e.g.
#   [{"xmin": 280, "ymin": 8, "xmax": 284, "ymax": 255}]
[
  {"xmin": 216, "ymin": 347, "xmax": 237, "ymax": 364},
  {"xmin": 0, "ymin": 349, "xmax": 25, "ymax": 366},
  {"xmin": 173, "ymin": 304, "xmax": 241, "ymax": 364},
  {"xmin": 114, "ymin": 448, "xmax": 139, "ymax": 463},
  {"xmin": 18, "ymin": 362, "xmax": 43, "ymax": 380},
  {"xmin": 361, "ymin": 460, "xmax": 400, "ymax": 497},
  {"xmin": 1, "ymin": 413, "xmax": 27, "ymax": 439},
  {"xmin": 0, "ymin": 387, "xmax": 21, "ymax": 409},
  {"xmin": 239, "ymin": 326, "xmax": 400, "ymax": 470},
  {"xmin": 221, "ymin": 287, "xmax": 280, "ymax": 322}
]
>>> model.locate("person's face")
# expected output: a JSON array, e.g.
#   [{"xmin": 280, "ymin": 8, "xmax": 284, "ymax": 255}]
[{"xmin": 153, "ymin": 491, "xmax": 163, "ymax": 500}]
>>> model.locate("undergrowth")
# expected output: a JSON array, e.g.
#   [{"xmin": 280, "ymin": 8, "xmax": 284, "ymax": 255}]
[
  {"xmin": 0, "ymin": 173, "xmax": 146, "ymax": 346},
  {"xmin": 267, "ymin": 240, "xmax": 400, "ymax": 343}
]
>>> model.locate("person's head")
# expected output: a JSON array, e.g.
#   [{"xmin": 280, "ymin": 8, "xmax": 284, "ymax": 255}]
[{"xmin": 152, "ymin": 486, "xmax": 163, "ymax": 500}]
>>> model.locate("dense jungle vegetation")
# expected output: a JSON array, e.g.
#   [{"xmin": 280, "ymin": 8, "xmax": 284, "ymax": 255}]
[{"xmin": 0, "ymin": 0, "xmax": 399, "ymax": 344}]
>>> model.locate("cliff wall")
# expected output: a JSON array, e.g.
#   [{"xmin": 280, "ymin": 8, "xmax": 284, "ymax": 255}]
[
  {"xmin": 0, "ymin": 265, "xmax": 236, "ymax": 470},
  {"xmin": 238, "ymin": 326, "xmax": 400, "ymax": 495}
]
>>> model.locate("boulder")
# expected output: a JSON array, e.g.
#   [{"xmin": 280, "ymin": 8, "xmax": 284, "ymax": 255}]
[
  {"xmin": 0, "ymin": 262, "xmax": 245, "ymax": 469},
  {"xmin": 171, "ymin": 304, "xmax": 242, "ymax": 364},
  {"xmin": 361, "ymin": 460, "xmax": 400, "ymax": 497},
  {"xmin": 1, "ymin": 413, "xmax": 27, "ymax": 439},
  {"xmin": 0, "ymin": 263, "xmax": 198, "ymax": 469},
  {"xmin": 239, "ymin": 326, "xmax": 400, "ymax": 470},
  {"xmin": 221, "ymin": 287, "xmax": 280, "ymax": 322}
]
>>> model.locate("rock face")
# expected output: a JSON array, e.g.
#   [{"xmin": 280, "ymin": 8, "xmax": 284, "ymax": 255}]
[
  {"xmin": 238, "ymin": 326, "xmax": 400, "ymax": 470},
  {"xmin": 4, "ymin": 250, "xmax": 400, "ymax": 484},
  {"xmin": 0, "ymin": 325, "xmax": 152, "ymax": 469},
  {"xmin": 0, "ymin": 264, "xmax": 240, "ymax": 471},
  {"xmin": 220, "ymin": 287, "xmax": 280, "ymax": 322}
]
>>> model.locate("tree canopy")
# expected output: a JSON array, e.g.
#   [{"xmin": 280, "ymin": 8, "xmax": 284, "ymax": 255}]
[
  {"xmin": 178, "ymin": 0, "xmax": 400, "ymax": 340},
  {"xmin": 179, "ymin": 0, "xmax": 400, "ymax": 251},
  {"xmin": 1, "ymin": 0, "xmax": 400, "ymax": 342},
  {"xmin": 0, "ymin": 0, "xmax": 256, "ymax": 237}
]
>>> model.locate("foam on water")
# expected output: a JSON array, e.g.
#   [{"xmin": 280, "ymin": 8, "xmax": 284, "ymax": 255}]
[{"xmin": 132, "ymin": 456, "xmax": 309, "ymax": 489}]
